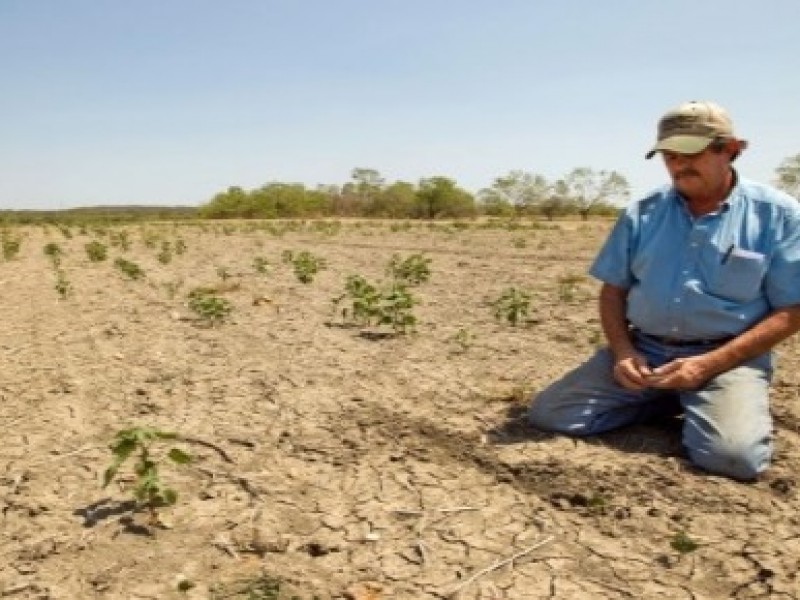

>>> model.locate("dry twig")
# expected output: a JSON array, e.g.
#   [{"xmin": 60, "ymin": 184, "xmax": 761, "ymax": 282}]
[{"xmin": 446, "ymin": 535, "xmax": 555, "ymax": 598}]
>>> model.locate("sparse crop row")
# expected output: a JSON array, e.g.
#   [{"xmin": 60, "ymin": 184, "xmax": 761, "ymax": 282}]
[{"xmin": 4, "ymin": 225, "xmax": 592, "ymax": 332}]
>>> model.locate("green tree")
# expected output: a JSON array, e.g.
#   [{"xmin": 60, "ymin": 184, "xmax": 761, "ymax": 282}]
[
  {"xmin": 414, "ymin": 176, "xmax": 475, "ymax": 219},
  {"xmin": 198, "ymin": 186, "xmax": 252, "ymax": 219},
  {"xmin": 264, "ymin": 183, "xmax": 312, "ymax": 217},
  {"xmin": 368, "ymin": 181, "xmax": 417, "ymax": 217},
  {"xmin": 562, "ymin": 168, "xmax": 629, "ymax": 220},
  {"xmin": 775, "ymin": 153, "xmax": 800, "ymax": 199},
  {"xmin": 478, "ymin": 171, "xmax": 550, "ymax": 216},
  {"xmin": 539, "ymin": 180, "xmax": 572, "ymax": 220},
  {"xmin": 351, "ymin": 168, "xmax": 385, "ymax": 211}
]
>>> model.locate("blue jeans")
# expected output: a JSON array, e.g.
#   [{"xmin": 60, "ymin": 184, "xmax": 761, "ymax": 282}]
[{"xmin": 528, "ymin": 332, "xmax": 774, "ymax": 480}]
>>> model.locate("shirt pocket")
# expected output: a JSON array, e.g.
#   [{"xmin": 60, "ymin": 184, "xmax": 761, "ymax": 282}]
[{"xmin": 707, "ymin": 249, "xmax": 767, "ymax": 303}]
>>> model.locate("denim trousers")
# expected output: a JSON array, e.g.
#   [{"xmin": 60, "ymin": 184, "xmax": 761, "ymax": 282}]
[{"xmin": 528, "ymin": 331, "xmax": 773, "ymax": 480}]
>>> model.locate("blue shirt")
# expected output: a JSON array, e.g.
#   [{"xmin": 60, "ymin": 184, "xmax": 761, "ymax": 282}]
[{"xmin": 590, "ymin": 174, "xmax": 800, "ymax": 340}]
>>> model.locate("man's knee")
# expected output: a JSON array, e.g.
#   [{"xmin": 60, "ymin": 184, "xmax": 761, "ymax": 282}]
[
  {"xmin": 686, "ymin": 437, "xmax": 771, "ymax": 481},
  {"xmin": 527, "ymin": 387, "xmax": 616, "ymax": 436},
  {"xmin": 527, "ymin": 388, "xmax": 569, "ymax": 432}
]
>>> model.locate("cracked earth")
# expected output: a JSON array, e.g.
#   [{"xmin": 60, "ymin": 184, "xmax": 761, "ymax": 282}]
[{"xmin": 1, "ymin": 220, "xmax": 798, "ymax": 599}]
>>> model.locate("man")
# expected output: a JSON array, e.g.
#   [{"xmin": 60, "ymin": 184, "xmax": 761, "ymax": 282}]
[{"xmin": 528, "ymin": 100, "xmax": 800, "ymax": 481}]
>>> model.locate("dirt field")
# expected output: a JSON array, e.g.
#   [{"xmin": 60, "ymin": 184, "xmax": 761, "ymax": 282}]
[{"xmin": 1, "ymin": 219, "xmax": 799, "ymax": 600}]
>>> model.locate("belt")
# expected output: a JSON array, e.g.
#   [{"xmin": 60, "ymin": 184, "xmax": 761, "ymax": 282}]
[{"xmin": 634, "ymin": 330, "xmax": 734, "ymax": 347}]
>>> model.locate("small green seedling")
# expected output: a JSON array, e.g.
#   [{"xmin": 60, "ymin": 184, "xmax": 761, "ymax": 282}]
[
  {"xmin": 102, "ymin": 427, "xmax": 191, "ymax": 521},
  {"xmin": 492, "ymin": 287, "xmax": 531, "ymax": 326},
  {"xmin": 285, "ymin": 250, "xmax": 327, "ymax": 284},
  {"xmin": 2, "ymin": 237, "xmax": 21, "ymax": 260},
  {"xmin": 332, "ymin": 275, "xmax": 417, "ymax": 334},
  {"xmin": 670, "ymin": 531, "xmax": 699, "ymax": 554},
  {"xmin": 253, "ymin": 256, "xmax": 270, "ymax": 275},
  {"xmin": 188, "ymin": 289, "xmax": 232, "ymax": 324},
  {"xmin": 84, "ymin": 240, "xmax": 108, "ymax": 262},
  {"xmin": 215, "ymin": 266, "xmax": 232, "ymax": 281},
  {"xmin": 109, "ymin": 230, "xmax": 131, "ymax": 251},
  {"xmin": 379, "ymin": 284, "xmax": 417, "ymax": 333},
  {"xmin": 387, "ymin": 253, "xmax": 432, "ymax": 286},
  {"xmin": 43, "ymin": 242, "xmax": 62, "ymax": 259},
  {"xmin": 451, "ymin": 328, "xmax": 475, "ymax": 353},
  {"xmin": 142, "ymin": 230, "xmax": 160, "ymax": 249},
  {"xmin": 557, "ymin": 273, "xmax": 586, "ymax": 303},
  {"xmin": 55, "ymin": 271, "xmax": 71, "ymax": 299},
  {"xmin": 334, "ymin": 274, "xmax": 382, "ymax": 325},
  {"xmin": 157, "ymin": 241, "xmax": 172, "ymax": 264},
  {"xmin": 114, "ymin": 258, "xmax": 145, "ymax": 280}
]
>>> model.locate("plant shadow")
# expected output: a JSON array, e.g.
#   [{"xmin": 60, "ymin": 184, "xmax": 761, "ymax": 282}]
[{"xmin": 73, "ymin": 497, "xmax": 138, "ymax": 528}]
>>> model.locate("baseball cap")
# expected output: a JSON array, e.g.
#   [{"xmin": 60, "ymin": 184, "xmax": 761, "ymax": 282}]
[{"xmin": 645, "ymin": 101, "xmax": 740, "ymax": 159}]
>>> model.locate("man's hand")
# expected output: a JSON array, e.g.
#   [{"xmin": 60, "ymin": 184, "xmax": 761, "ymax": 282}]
[
  {"xmin": 645, "ymin": 357, "xmax": 713, "ymax": 390},
  {"xmin": 612, "ymin": 353, "xmax": 654, "ymax": 390}
]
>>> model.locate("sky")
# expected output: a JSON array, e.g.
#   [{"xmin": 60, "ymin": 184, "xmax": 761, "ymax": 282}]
[{"xmin": 1, "ymin": 1, "xmax": 798, "ymax": 210}]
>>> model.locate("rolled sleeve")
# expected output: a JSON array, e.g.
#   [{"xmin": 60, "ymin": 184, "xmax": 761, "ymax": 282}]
[
  {"xmin": 589, "ymin": 213, "xmax": 633, "ymax": 289},
  {"xmin": 766, "ymin": 211, "xmax": 800, "ymax": 308}
]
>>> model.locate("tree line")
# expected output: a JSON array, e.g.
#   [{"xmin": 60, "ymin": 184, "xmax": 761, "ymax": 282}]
[
  {"xmin": 1, "ymin": 154, "xmax": 797, "ymax": 225},
  {"xmin": 199, "ymin": 154, "xmax": 800, "ymax": 221},
  {"xmin": 198, "ymin": 167, "xmax": 627, "ymax": 221}
]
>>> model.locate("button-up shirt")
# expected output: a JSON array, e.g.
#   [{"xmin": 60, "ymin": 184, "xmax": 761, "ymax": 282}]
[{"xmin": 590, "ymin": 174, "xmax": 800, "ymax": 340}]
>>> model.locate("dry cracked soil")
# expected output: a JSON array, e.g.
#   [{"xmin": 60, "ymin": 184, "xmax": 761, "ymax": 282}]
[{"xmin": 1, "ymin": 219, "xmax": 799, "ymax": 600}]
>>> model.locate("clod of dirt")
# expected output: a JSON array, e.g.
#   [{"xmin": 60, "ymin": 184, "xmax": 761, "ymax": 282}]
[
  {"xmin": 344, "ymin": 581, "xmax": 383, "ymax": 600},
  {"xmin": 769, "ymin": 477, "xmax": 796, "ymax": 496}
]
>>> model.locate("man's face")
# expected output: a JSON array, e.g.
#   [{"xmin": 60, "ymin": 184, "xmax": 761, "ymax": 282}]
[{"xmin": 661, "ymin": 144, "xmax": 732, "ymax": 200}]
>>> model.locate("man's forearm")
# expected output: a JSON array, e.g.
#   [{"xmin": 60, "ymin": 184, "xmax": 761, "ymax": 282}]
[
  {"xmin": 598, "ymin": 283, "xmax": 636, "ymax": 359},
  {"xmin": 701, "ymin": 305, "xmax": 800, "ymax": 376}
]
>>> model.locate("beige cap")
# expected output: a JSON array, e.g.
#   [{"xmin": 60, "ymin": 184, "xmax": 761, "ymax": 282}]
[{"xmin": 645, "ymin": 101, "xmax": 740, "ymax": 159}]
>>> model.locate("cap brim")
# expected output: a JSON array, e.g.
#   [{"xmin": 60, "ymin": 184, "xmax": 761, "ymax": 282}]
[{"xmin": 645, "ymin": 135, "xmax": 714, "ymax": 159}]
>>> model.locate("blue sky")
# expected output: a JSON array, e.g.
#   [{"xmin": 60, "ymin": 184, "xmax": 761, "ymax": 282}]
[{"xmin": 1, "ymin": 1, "xmax": 798, "ymax": 210}]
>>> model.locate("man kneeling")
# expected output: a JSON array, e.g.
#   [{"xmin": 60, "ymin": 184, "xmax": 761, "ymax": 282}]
[{"xmin": 528, "ymin": 101, "xmax": 800, "ymax": 481}]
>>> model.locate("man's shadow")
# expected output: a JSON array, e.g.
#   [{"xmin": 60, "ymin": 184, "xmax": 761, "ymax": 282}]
[{"xmin": 487, "ymin": 405, "xmax": 685, "ymax": 459}]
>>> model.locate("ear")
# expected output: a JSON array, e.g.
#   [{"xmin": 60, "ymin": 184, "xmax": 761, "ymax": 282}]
[{"xmin": 727, "ymin": 138, "xmax": 747, "ymax": 162}]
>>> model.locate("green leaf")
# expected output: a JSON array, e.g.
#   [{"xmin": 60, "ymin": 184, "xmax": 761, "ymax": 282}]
[
  {"xmin": 161, "ymin": 487, "xmax": 178, "ymax": 505},
  {"xmin": 102, "ymin": 465, "xmax": 118, "ymax": 488},
  {"xmin": 671, "ymin": 531, "xmax": 699, "ymax": 554},
  {"xmin": 167, "ymin": 448, "xmax": 192, "ymax": 464},
  {"xmin": 109, "ymin": 438, "xmax": 137, "ymax": 459},
  {"xmin": 134, "ymin": 459, "xmax": 157, "ymax": 477}
]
